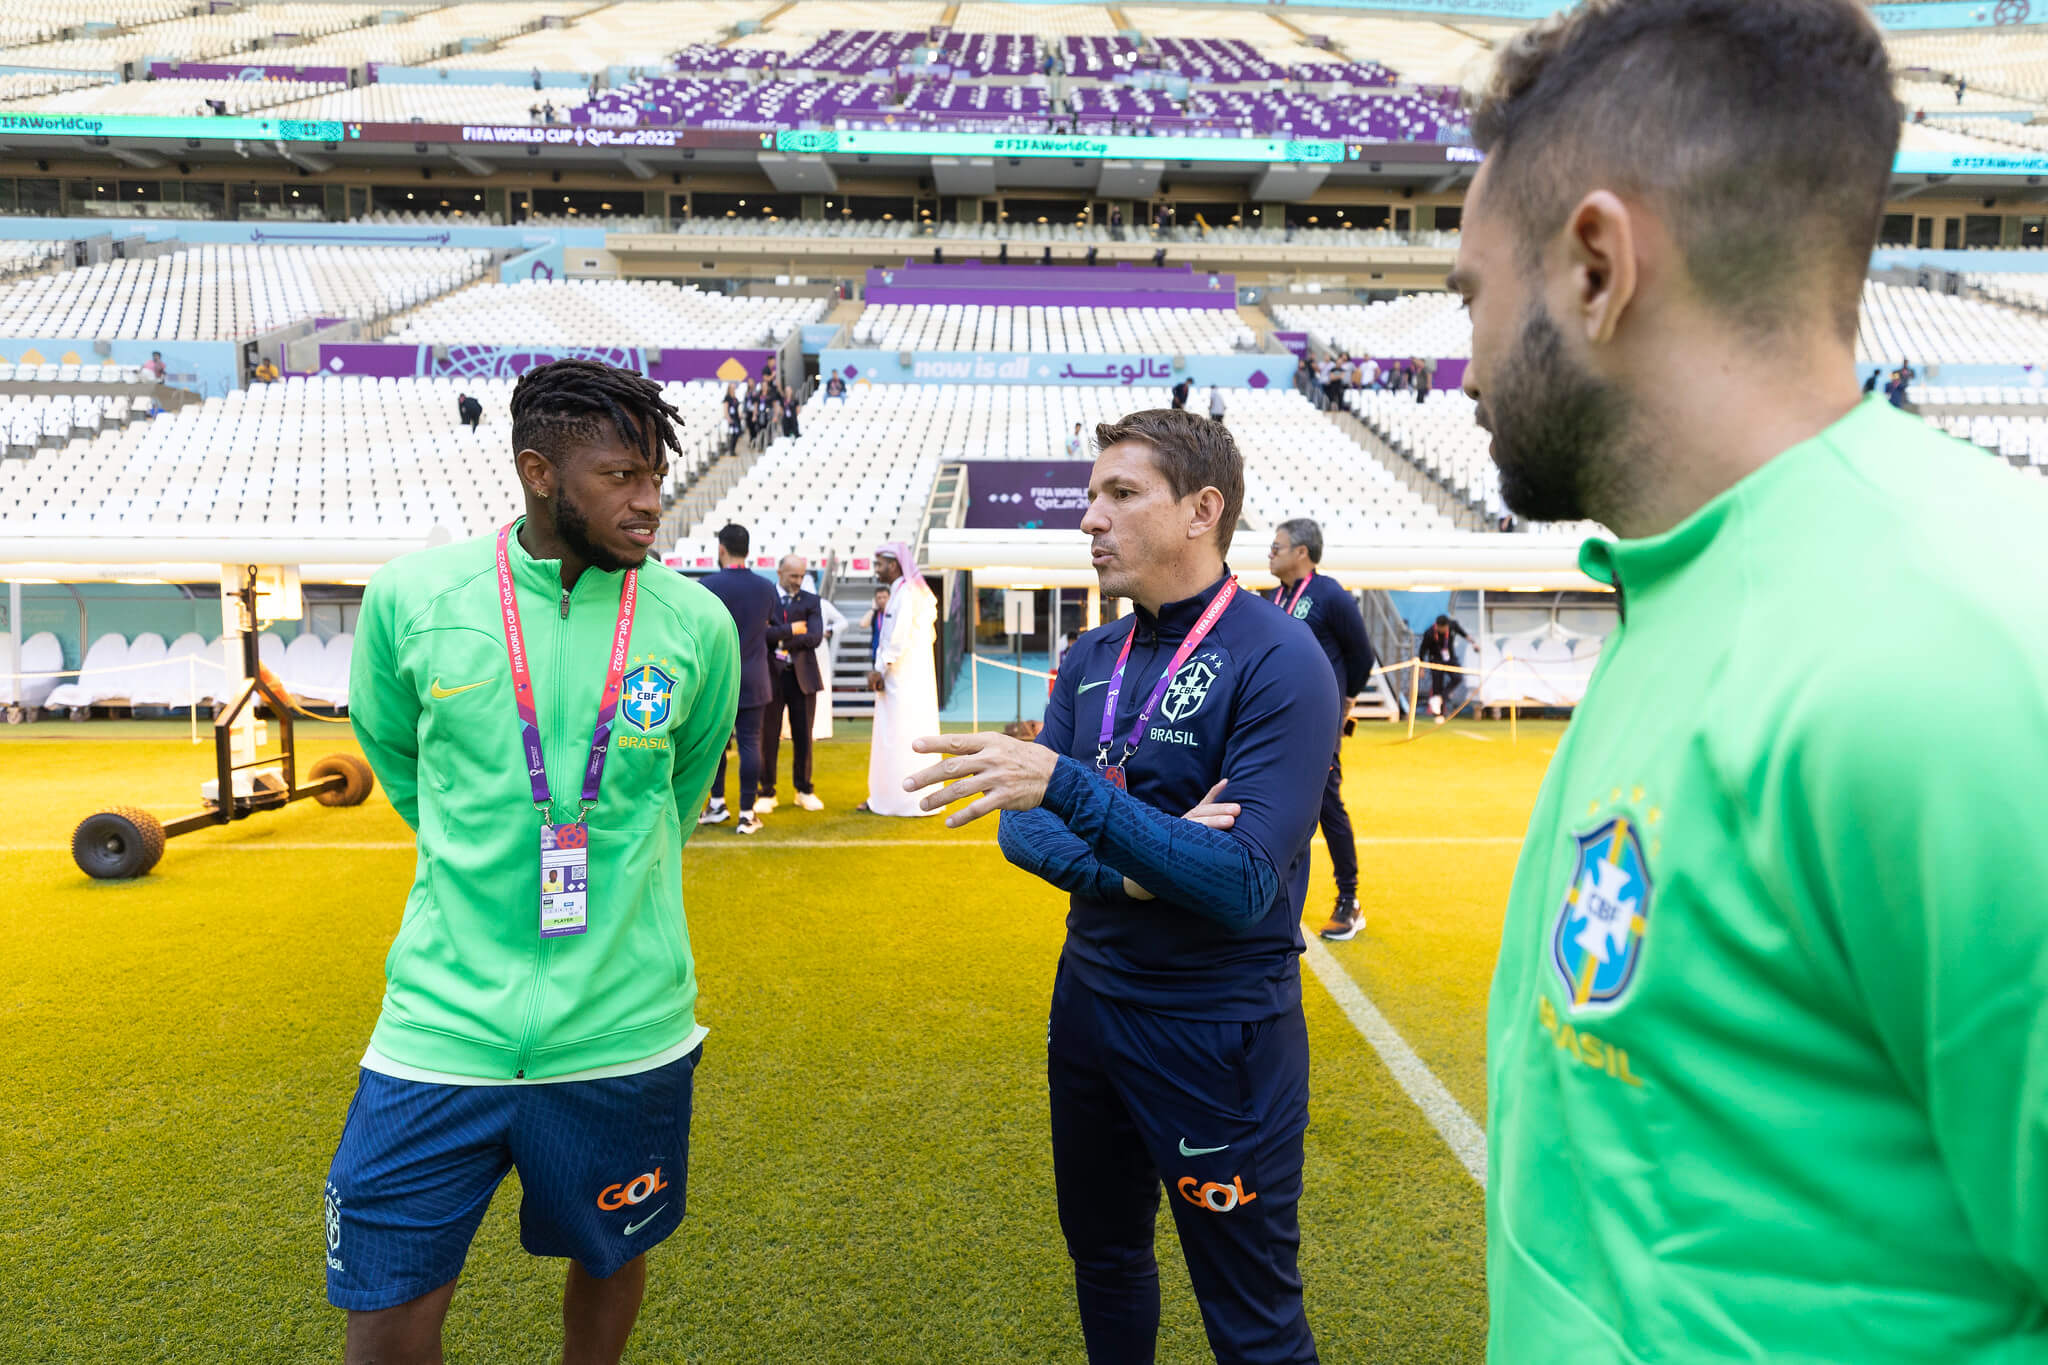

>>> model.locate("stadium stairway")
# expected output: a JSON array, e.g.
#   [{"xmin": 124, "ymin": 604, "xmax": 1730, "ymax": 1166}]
[
  {"xmin": 1324, "ymin": 405, "xmax": 1487, "ymax": 531},
  {"xmin": 828, "ymin": 580, "xmax": 881, "ymax": 721}
]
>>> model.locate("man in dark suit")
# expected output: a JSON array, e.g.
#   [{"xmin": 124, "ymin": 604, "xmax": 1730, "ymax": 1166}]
[
  {"xmin": 697, "ymin": 522, "xmax": 779, "ymax": 835},
  {"xmin": 759, "ymin": 553, "xmax": 826, "ymax": 813}
]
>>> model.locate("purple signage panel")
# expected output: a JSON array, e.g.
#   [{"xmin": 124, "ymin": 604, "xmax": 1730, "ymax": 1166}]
[
  {"xmin": 315, "ymin": 343, "xmax": 777, "ymax": 382},
  {"xmin": 963, "ymin": 460, "xmax": 1096, "ymax": 530},
  {"xmin": 866, "ymin": 285, "xmax": 1236, "ymax": 309},
  {"xmin": 1273, "ymin": 331, "xmax": 1309, "ymax": 357},
  {"xmin": 147, "ymin": 61, "xmax": 351, "ymax": 82}
]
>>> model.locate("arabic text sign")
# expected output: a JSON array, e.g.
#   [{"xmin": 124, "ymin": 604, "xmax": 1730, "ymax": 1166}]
[
  {"xmin": 963, "ymin": 461, "xmax": 1098, "ymax": 531},
  {"xmin": 820, "ymin": 349, "xmax": 1291, "ymax": 389},
  {"xmin": 776, "ymin": 128, "xmax": 1347, "ymax": 164}
]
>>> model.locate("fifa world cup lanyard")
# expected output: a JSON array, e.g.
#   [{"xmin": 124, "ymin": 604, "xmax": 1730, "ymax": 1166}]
[
  {"xmin": 1094, "ymin": 578, "xmax": 1237, "ymax": 790},
  {"xmin": 496, "ymin": 523, "xmax": 638, "ymax": 939},
  {"xmin": 1276, "ymin": 571, "xmax": 1312, "ymax": 615}
]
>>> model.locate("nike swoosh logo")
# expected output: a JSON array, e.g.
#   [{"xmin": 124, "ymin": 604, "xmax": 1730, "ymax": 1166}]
[
  {"xmin": 1078, "ymin": 680, "xmax": 1108, "ymax": 693},
  {"xmin": 623, "ymin": 1204, "xmax": 668, "ymax": 1236},
  {"xmin": 1178, "ymin": 1140, "xmax": 1229, "ymax": 1158},
  {"xmin": 430, "ymin": 677, "xmax": 491, "ymax": 699}
]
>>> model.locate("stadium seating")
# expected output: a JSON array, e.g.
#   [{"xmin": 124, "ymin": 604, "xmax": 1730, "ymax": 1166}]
[
  {"xmin": 1858, "ymin": 281, "xmax": 2048, "ymax": 366},
  {"xmin": 0, "ymin": 631, "xmax": 65, "ymax": 710},
  {"xmin": 851, "ymin": 303, "xmax": 1254, "ymax": 353},
  {"xmin": 267, "ymin": 84, "xmax": 560, "ymax": 126},
  {"xmin": 1889, "ymin": 28, "xmax": 2048, "ymax": 104},
  {"xmin": 1272, "ymin": 296, "xmax": 1471, "ymax": 361},
  {"xmin": 683, "ymin": 381, "xmax": 1456, "ymax": 567},
  {"xmin": 1344, "ymin": 388, "xmax": 1605, "ymax": 536},
  {"xmin": 9, "ymin": 78, "xmax": 343, "ymax": 117},
  {"xmin": 385, "ymin": 280, "xmax": 826, "ymax": 348},
  {"xmin": 1, "ymin": 393, "xmax": 153, "ymax": 453},
  {"xmin": 0, "ymin": 374, "xmax": 730, "ymax": 541},
  {"xmin": 1924, "ymin": 411, "xmax": 2048, "ymax": 478},
  {"xmin": 0, "ymin": 245, "xmax": 490, "ymax": 342}
]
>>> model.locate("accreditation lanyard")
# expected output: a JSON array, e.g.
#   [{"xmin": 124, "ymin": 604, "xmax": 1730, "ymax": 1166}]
[
  {"xmin": 1094, "ymin": 578, "xmax": 1237, "ymax": 790},
  {"xmin": 1276, "ymin": 571, "xmax": 1312, "ymax": 616},
  {"xmin": 495, "ymin": 522, "xmax": 638, "ymax": 937}
]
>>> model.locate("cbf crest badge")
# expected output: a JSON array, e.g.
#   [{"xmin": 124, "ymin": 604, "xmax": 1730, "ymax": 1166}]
[
  {"xmin": 621, "ymin": 662, "xmax": 675, "ymax": 732},
  {"xmin": 1291, "ymin": 598, "xmax": 1312, "ymax": 621},
  {"xmin": 1160, "ymin": 649, "xmax": 1225, "ymax": 723},
  {"xmin": 1551, "ymin": 816, "xmax": 1653, "ymax": 1011}
]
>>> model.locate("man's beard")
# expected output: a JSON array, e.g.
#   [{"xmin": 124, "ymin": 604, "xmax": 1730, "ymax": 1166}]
[
  {"xmin": 554, "ymin": 486, "xmax": 644, "ymax": 573},
  {"xmin": 1482, "ymin": 304, "xmax": 1632, "ymax": 526}
]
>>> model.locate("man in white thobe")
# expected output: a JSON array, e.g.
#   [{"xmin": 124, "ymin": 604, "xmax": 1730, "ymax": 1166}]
[{"xmin": 861, "ymin": 541, "xmax": 940, "ymax": 817}]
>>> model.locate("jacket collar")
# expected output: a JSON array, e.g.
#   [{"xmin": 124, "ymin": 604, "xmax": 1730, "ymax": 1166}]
[{"xmin": 1131, "ymin": 570, "xmax": 1232, "ymax": 641}]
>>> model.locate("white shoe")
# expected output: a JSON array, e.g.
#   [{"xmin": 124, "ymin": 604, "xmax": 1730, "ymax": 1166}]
[
  {"xmin": 735, "ymin": 812, "xmax": 763, "ymax": 835},
  {"xmin": 698, "ymin": 802, "xmax": 729, "ymax": 825},
  {"xmin": 754, "ymin": 797, "xmax": 778, "ymax": 814},
  {"xmin": 1435, "ymin": 715, "xmax": 1446, "ymax": 725},
  {"xmin": 794, "ymin": 791, "xmax": 824, "ymax": 812}
]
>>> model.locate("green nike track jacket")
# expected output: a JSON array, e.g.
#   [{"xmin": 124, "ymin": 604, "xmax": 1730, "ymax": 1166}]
[{"xmin": 349, "ymin": 522, "xmax": 740, "ymax": 1079}]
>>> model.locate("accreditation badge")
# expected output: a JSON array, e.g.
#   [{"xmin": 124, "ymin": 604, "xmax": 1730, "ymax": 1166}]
[{"xmin": 539, "ymin": 821, "xmax": 590, "ymax": 937}]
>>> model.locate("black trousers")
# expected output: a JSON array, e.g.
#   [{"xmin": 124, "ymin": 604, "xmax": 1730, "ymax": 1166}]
[
  {"xmin": 1320, "ymin": 708, "xmax": 1357, "ymax": 897},
  {"xmin": 710, "ymin": 704, "xmax": 763, "ymax": 810},
  {"xmin": 1426, "ymin": 664, "xmax": 1459, "ymax": 706},
  {"xmin": 761, "ymin": 667, "xmax": 816, "ymax": 797}
]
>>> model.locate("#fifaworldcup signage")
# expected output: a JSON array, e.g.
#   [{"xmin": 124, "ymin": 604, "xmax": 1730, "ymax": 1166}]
[{"xmin": 776, "ymin": 128, "xmax": 1348, "ymax": 163}]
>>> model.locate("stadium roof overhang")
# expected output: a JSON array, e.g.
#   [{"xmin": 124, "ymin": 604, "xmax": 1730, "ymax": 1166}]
[{"xmin": 923, "ymin": 530, "xmax": 1607, "ymax": 591}]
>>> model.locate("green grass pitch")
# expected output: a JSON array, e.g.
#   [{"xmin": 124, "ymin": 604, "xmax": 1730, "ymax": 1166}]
[{"xmin": 0, "ymin": 715, "xmax": 1564, "ymax": 1363}]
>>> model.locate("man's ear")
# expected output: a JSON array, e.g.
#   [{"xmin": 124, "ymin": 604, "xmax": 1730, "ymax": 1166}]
[
  {"xmin": 515, "ymin": 448, "xmax": 555, "ymax": 499},
  {"xmin": 1185, "ymin": 486, "xmax": 1226, "ymax": 543},
  {"xmin": 1561, "ymin": 190, "xmax": 1640, "ymax": 347}
]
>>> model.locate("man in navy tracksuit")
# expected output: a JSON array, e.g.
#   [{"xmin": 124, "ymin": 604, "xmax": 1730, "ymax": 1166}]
[
  {"xmin": 698, "ymin": 522, "xmax": 779, "ymax": 835},
  {"xmin": 1267, "ymin": 517, "xmax": 1376, "ymax": 941},
  {"xmin": 903, "ymin": 409, "xmax": 1336, "ymax": 1364}
]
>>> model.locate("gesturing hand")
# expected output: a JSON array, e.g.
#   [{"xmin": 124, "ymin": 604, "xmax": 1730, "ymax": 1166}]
[
  {"xmin": 902, "ymin": 731, "xmax": 1059, "ymax": 828},
  {"xmin": 1123, "ymin": 781, "xmax": 1237, "ymax": 901}
]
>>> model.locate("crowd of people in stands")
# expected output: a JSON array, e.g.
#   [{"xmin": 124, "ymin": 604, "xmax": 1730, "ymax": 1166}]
[
  {"xmin": 722, "ymin": 358, "xmax": 802, "ymax": 456},
  {"xmin": 1301, "ymin": 352, "xmax": 1436, "ymax": 409}
]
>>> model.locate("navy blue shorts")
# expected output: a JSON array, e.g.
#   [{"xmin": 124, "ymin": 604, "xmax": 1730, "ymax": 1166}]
[{"xmin": 323, "ymin": 1045, "xmax": 700, "ymax": 1312}]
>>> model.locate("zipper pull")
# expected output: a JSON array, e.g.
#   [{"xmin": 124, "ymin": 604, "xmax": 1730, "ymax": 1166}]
[{"xmin": 559, "ymin": 589, "xmax": 571, "ymax": 619}]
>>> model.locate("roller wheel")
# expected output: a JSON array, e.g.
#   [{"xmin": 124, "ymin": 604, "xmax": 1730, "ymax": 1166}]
[
  {"xmin": 72, "ymin": 807, "xmax": 166, "ymax": 880},
  {"xmin": 5, "ymin": 704, "xmax": 23, "ymax": 724},
  {"xmin": 308, "ymin": 753, "xmax": 375, "ymax": 807}
]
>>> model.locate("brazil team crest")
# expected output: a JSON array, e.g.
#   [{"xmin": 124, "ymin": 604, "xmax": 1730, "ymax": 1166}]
[
  {"xmin": 1291, "ymin": 598, "xmax": 1312, "ymax": 621},
  {"xmin": 1551, "ymin": 816, "xmax": 1653, "ymax": 1011},
  {"xmin": 622, "ymin": 663, "xmax": 674, "ymax": 732}
]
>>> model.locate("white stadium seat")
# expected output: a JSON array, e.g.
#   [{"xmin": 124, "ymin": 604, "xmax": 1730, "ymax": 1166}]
[{"xmin": 44, "ymin": 632, "xmax": 132, "ymax": 710}]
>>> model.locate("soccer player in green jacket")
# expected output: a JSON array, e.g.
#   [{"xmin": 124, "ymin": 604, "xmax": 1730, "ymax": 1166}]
[
  {"xmin": 327, "ymin": 360, "xmax": 739, "ymax": 1365},
  {"xmin": 1451, "ymin": 2, "xmax": 2048, "ymax": 1360}
]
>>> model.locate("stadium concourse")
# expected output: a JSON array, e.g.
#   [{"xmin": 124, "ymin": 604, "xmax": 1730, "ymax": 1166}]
[{"xmin": 7, "ymin": 0, "xmax": 2048, "ymax": 1359}]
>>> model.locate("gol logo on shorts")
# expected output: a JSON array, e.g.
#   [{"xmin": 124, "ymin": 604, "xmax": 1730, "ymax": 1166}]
[
  {"xmin": 596, "ymin": 1167, "xmax": 669, "ymax": 1211},
  {"xmin": 1177, "ymin": 1175, "xmax": 1258, "ymax": 1213}
]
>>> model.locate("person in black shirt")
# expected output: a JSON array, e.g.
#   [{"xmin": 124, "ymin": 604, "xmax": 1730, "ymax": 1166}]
[
  {"xmin": 457, "ymin": 393, "xmax": 482, "ymax": 431},
  {"xmin": 1169, "ymin": 377, "xmax": 1191, "ymax": 411},
  {"xmin": 698, "ymin": 523, "xmax": 780, "ymax": 834},
  {"xmin": 1268, "ymin": 518, "xmax": 1375, "ymax": 940},
  {"xmin": 1417, "ymin": 614, "xmax": 1472, "ymax": 722}
]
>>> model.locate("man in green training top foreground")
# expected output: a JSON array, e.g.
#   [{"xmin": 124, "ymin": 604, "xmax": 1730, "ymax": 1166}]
[
  {"xmin": 1455, "ymin": 1, "xmax": 2048, "ymax": 1360},
  {"xmin": 329, "ymin": 360, "xmax": 739, "ymax": 1365}
]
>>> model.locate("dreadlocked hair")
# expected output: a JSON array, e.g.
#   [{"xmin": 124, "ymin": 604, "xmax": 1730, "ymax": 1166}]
[{"xmin": 509, "ymin": 358, "xmax": 684, "ymax": 467}]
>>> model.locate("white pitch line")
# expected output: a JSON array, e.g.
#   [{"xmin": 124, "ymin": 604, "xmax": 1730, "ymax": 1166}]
[{"xmin": 1302, "ymin": 936, "xmax": 1488, "ymax": 1187}]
